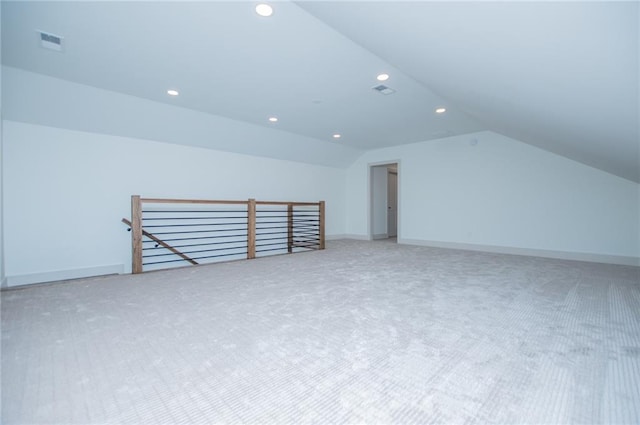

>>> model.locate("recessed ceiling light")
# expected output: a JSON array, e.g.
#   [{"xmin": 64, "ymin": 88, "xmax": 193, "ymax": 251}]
[
  {"xmin": 435, "ymin": 107, "xmax": 447, "ymax": 114},
  {"xmin": 333, "ymin": 134, "xmax": 341, "ymax": 139},
  {"xmin": 167, "ymin": 89, "xmax": 179, "ymax": 96},
  {"xmin": 268, "ymin": 117, "xmax": 278, "ymax": 122},
  {"xmin": 255, "ymin": 3, "xmax": 273, "ymax": 17},
  {"xmin": 377, "ymin": 73, "xmax": 390, "ymax": 81}
]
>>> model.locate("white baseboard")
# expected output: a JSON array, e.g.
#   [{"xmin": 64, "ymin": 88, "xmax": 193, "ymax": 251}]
[
  {"xmin": 399, "ymin": 238, "xmax": 640, "ymax": 267},
  {"xmin": 372, "ymin": 233, "xmax": 389, "ymax": 240},
  {"xmin": 5, "ymin": 264, "xmax": 125, "ymax": 288},
  {"xmin": 326, "ymin": 234, "xmax": 349, "ymax": 241},
  {"xmin": 340, "ymin": 234, "xmax": 371, "ymax": 241}
]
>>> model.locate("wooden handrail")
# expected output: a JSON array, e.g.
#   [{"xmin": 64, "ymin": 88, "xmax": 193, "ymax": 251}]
[
  {"xmin": 140, "ymin": 198, "xmax": 248, "ymax": 205},
  {"xmin": 140, "ymin": 198, "xmax": 320, "ymax": 207},
  {"xmin": 255, "ymin": 201, "xmax": 321, "ymax": 206}
]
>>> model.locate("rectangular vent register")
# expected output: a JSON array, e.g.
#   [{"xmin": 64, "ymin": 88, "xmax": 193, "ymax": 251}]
[{"xmin": 38, "ymin": 31, "xmax": 63, "ymax": 51}]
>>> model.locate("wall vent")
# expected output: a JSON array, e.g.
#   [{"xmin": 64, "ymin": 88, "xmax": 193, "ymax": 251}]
[
  {"xmin": 38, "ymin": 31, "xmax": 63, "ymax": 51},
  {"xmin": 372, "ymin": 84, "xmax": 395, "ymax": 95}
]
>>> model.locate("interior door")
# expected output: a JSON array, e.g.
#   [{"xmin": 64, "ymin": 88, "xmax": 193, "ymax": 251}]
[{"xmin": 387, "ymin": 170, "xmax": 398, "ymax": 237}]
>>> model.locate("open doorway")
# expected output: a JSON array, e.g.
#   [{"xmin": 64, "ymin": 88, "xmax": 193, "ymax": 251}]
[{"xmin": 369, "ymin": 161, "xmax": 399, "ymax": 242}]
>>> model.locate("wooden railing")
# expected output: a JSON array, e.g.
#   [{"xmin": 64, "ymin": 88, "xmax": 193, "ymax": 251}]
[{"xmin": 125, "ymin": 196, "xmax": 325, "ymax": 274}]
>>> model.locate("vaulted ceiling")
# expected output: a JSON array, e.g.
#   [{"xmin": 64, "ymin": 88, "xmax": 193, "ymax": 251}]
[{"xmin": 2, "ymin": 1, "xmax": 638, "ymax": 181}]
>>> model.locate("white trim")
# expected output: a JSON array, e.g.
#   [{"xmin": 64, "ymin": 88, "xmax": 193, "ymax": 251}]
[
  {"xmin": 368, "ymin": 159, "xmax": 401, "ymax": 241},
  {"xmin": 1, "ymin": 113, "xmax": 5, "ymax": 291},
  {"xmin": 373, "ymin": 233, "xmax": 389, "ymax": 240},
  {"xmin": 326, "ymin": 234, "xmax": 349, "ymax": 241},
  {"xmin": 367, "ymin": 159, "xmax": 402, "ymax": 167},
  {"xmin": 399, "ymin": 238, "xmax": 640, "ymax": 267},
  {"xmin": 340, "ymin": 234, "xmax": 371, "ymax": 241},
  {"xmin": 5, "ymin": 264, "xmax": 125, "ymax": 288}
]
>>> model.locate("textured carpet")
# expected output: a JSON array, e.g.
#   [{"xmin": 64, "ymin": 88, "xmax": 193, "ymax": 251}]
[{"xmin": 2, "ymin": 239, "xmax": 639, "ymax": 424}]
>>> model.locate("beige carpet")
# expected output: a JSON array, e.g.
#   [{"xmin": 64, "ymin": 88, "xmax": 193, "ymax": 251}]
[{"xmin": 2, "ymin": 239, "xmax": 639, "ymax": 424}]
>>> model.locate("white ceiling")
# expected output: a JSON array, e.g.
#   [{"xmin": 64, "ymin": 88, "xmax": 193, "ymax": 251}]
[{"xmin": 2, "ymin": 1, "xmax": 638, "ymax": 182}]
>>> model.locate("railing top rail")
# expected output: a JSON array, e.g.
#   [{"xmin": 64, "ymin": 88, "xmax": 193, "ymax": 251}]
[
  {"xmin": 140, "ymin": 198, "xmax": 248, "ymax": 205},
  {"xmin": 138, "ymin": 197, "xmax": 321, "ymax": 207},
  {"xmin": 255, "ymin": 201, "xmax": 320, "ymax": 206}
]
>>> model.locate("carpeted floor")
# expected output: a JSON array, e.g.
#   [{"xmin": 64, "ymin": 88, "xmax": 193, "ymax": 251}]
[{"xmin": 2, "ymin": 239, "xmax": 639, "ymax": 424}]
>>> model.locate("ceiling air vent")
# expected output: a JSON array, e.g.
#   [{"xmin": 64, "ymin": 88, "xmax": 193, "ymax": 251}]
[
  {"xmin": 38, "ymin": 31, "xmax": 63, "ymax": 51},
  {"xmin": 372, "ymin": 84, "xmax": 395, "ymax": 95}
]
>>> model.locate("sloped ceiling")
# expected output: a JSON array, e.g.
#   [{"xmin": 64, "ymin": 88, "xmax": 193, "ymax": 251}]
[
  {"xmin": 298, "ymin": 1, "xmax": 639, "ymax": 183},
  {"xmin": 2, "ymin": 1, "xmax": 638, "ymax": 181}
]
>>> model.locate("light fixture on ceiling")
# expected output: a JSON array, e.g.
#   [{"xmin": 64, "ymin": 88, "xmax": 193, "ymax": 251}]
[
  {"xmin": 377, "ymin": 73, "xmax": 389, "ymax": 81},
  {"xmin": 435, "ymin": 107, "xmax": 447, "ymax": 114},
  {"xmin": 333, "ymin": 134, "xmax": 341, "ymax": 139},
  {"xmin": 268, "ymin": 117, "xmax": 278, "ymax": 122},
  {"xmin": 255, "ymin": 3, "xmax": 273, "ymax": 17},
  {"xmin": 167, "ymin": 89, "xmax": 179, "ymax": 96}
]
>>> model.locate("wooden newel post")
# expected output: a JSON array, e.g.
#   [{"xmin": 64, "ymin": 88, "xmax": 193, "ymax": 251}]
[
  {"xmin": 131, "ymin": 195, "xmax": 143, "ymax": 274},
  {"xmin": 319, "ymin": 200, "xmax": 325, "ymax": 250},
  {"xmin": 287, "ymin": 203, "xmax": 293, "ymax": 253},
  {"xmin": 247, "ymin": 198, "xmax": 256, "ymax": 259}
]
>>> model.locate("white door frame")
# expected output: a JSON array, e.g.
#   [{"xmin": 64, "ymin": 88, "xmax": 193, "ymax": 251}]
[
  {"xmin": 368, "ymin": 160, "xmax": 401, "ymax": 241},
  {"xmin": 387, "ymin": 168, "xmax": 398, "ymax": 237}
]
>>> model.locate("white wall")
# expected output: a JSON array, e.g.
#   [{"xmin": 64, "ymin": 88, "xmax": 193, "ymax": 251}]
[
  {"xmin": 346, "ymin": 131, "xmax": 640, "ymax": 265},
  {"xmin": 3, "ymin": 121, "xmax": 347, "ymax": 286}
]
